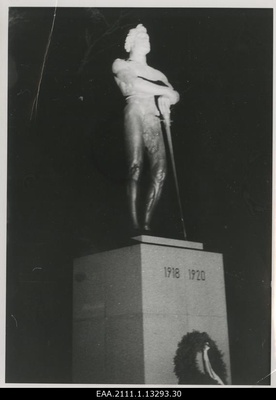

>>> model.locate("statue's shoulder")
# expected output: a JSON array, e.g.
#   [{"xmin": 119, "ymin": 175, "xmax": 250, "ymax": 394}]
[{"xmin": 112, "ymin": 58, "xmax": 128, "ymax": 73}]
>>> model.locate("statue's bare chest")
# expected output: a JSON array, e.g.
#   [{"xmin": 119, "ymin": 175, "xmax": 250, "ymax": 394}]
[{"xmin": 127, "ymin": 61, "xmax": 165, "ymax": 82}]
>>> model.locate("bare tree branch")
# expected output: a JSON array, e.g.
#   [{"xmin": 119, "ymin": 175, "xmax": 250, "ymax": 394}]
[
  {"xmin": 30, "ymin": 7, "xmax": 57, "ymax": 121},
  {"xmin": 77, "ymin": 9, "xmax": 133, "ymax": 75}
]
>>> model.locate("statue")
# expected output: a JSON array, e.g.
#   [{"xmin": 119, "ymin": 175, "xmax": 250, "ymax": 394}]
[{"xmin": 112, "ymin": 24, "xmax": 180, "ymax": 233}]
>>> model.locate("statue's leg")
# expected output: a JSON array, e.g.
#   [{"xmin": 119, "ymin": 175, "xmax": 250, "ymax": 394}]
[
  {"xmin": 144, "ymin": 133, "xmax": 167, "ymax": 231},
  {"xmin": 125, "ymin": 108, "xmax": 143, "ymax": 230}
]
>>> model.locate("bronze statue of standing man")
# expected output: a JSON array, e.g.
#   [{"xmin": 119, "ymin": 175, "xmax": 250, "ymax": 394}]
[{"xmin": 112, "ymin": 24, "xmax": 180, "ymax": 232}]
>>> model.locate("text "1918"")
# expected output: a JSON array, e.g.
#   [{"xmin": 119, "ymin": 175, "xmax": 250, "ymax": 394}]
[{"xmin": 164, "ymin": 267, "xmax": 180, "ymax": 278}]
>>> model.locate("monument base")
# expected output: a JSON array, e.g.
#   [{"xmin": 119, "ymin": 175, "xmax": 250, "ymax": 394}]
[{"xmin": 73, "ymin": 236, "xmax": 231, "ymax": 384}]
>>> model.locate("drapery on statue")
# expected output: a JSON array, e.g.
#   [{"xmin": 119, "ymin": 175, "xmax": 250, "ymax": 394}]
[{"xmin": 112, "ymin": 24, "xmax": 180, "ymax": 233}]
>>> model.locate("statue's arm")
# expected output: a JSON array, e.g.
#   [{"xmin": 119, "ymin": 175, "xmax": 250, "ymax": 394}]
[
  {"xmin": 156, "ymin": 72, "xmax": 180, "ymax": 105},
  {"xmin": 112, "ymin": 59, "xmax": 179, "ymax": 103}
]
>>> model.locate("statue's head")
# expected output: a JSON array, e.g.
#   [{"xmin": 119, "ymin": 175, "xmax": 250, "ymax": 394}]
[{"xmin": 124, "ymin": 24, "xmax": 150, "ymax": 54}]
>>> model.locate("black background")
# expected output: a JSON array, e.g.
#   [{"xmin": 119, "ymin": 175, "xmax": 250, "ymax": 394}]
[{"xmin": 6, "ymin": 7, "xmax": 272, "ymax": 385}]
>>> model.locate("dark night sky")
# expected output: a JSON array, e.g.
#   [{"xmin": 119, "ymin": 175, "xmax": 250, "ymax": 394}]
[{"xmin": 6, "ymin": 7, "xmax": 272, "ymax": 384}]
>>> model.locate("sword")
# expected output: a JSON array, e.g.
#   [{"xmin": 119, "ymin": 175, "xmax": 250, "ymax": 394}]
[{"xmin": 163, "ymin": 113, "xmax": 187, "ymax": 240}]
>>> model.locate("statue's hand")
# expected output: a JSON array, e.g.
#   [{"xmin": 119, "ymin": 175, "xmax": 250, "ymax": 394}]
[
  {"xmin": 170, "ymin": 90, "xmax": 180, "ymax": 104},
  {"xmin": 158, "ymin": 96, "xmax": 171, "ymax": 119}
]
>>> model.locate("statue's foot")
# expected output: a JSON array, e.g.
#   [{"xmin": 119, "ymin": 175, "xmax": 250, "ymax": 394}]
[
  {"xmin": 133, "ymin": 222, "xmax": 140, "ymax": 230},
  {"xmin": 143, "ymin": 224, "xmax": 151, "ymax": 233},
  {"xmin": 131, "ymin": 222, "xmax": 142, "ymax": 236}
]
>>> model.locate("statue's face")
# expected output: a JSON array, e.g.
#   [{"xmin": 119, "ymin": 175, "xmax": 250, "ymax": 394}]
[{"xmin": 132, "ymin": 32, "xmax": 151, "ymax": 54}]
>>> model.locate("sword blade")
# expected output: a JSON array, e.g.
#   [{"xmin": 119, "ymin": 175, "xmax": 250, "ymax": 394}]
[{"xmin": 164, "ymin": 117, "xmax": 187, "ymax": 240}]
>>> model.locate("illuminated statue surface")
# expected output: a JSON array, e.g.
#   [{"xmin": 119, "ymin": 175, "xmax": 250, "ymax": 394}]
[{"xmin": 112, "ymin": 24, "xmax": 180, "ymax": 232}]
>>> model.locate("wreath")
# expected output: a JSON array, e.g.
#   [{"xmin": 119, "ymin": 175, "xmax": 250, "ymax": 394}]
[{"xmin": 173, "ymin": 330, "xmax": 227, "ymax": 385}]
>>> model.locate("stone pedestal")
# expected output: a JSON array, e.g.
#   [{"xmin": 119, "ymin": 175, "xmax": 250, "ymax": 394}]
[{"xmin": 72, "ymin": 236, "xmax": 231, "ymax": 384}]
